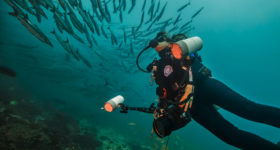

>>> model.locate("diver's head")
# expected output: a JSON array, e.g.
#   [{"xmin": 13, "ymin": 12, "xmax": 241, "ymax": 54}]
[
  {"xmin": 171, "ymin": 34, "xmax": 189, "ymax": 42},
  {"xmin": 150, "ymin": 32, "xmax": 188, "ymax": 58},
  {"xmin": 152, "ymin": 32, "xmax": 203, "ymax": 60},
  {"xmin": 151, "ymin": 32, "xmax": 190, "ymax": 54},
  {"xmin": 149, "ymin": 31, "xmax": 172, "ymax": 51},
  {"xmin": 155, "ymin": 31, "xmax": 172, "ymax": 42}
]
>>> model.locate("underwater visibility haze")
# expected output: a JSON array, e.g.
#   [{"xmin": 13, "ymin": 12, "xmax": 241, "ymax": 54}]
[{"xmin": 0, "ymin": 0, "xmax": 280, "ymax": 150}]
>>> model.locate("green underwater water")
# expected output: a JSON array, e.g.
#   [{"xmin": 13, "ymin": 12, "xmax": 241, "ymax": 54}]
[{"xmin": 0, "ymin": 0, "xmax": 280, "ymax": 150}]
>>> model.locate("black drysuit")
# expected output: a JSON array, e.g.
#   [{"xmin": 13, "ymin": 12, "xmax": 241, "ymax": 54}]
[{"xmin": 155, "ymin": 55, "xmax": 280, "ymax": 150}]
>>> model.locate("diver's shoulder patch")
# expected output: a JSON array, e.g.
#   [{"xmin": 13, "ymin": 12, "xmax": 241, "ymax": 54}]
[{"xmin": 164, "ymin": 65, "xmax": 173, "ymax": 77}]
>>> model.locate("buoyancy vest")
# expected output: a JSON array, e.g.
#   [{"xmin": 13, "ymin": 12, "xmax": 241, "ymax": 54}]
[{"xmin": 153, "ymin": 51, "xmax": 211, "ymax": 106}]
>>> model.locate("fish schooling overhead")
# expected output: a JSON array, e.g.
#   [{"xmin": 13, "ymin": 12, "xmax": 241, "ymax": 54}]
[{"xmin": 3, "ymin": 0, "xmax": 204, "ymax": 64}]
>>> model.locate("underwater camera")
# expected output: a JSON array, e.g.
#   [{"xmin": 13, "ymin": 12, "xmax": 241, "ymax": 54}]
[
  {"xmin": 103, "ymin": 97, "xmax": 191, "ymax": 138},
  {"xmin": 104, "ymin": 95, "xmax": 124, "ymax": 112},
  {"xmin": 153, "ymin": 106, "xmax": 191, "ymax": 138}
]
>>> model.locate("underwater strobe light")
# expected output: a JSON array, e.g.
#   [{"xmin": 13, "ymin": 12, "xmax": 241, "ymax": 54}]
[
  {"xmin": 171, "ymin": 36, "xmax": 203, "ymax": 59},
  {"xmin": 104, "ymin": 95, "xmax": 124, "ymax": 112}
]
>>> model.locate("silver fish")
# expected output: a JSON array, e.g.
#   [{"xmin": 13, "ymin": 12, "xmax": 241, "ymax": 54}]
[
  {"xmin": 58, "ymin": 0, "xmax": 67, "ymax": 10},
  {"xmin": 118, "ymin": 41, "xmax": 123, "ymax": 48},
  {"xmin": 156, "ymin": 2, "xmax": 168, "ymax": 21},
  {"xmin": 97, "ymin": 0, "xmax": 108, "ymax": 22},
  {"xmin": 77, "ymin": 3, "xmax": 95, "ymax": 33},
  {"xmin": 68, "ymin": 7, "xmax": 85, "ymax": 33},
  {"xmin": 180, "ymin": 20, "xmax": 192, "ymax": 29},
  {"xmin": 91, "ymin": 35, "xmax": 98, "ymax": 46},
  {"xmin": 101, "ymin": 24, "xmax": 108, "ymax": 39},
  {"xmin": 72, "ymin": 33, "xmax": 85, "ymax": 44},
  {"xmin": 122, "ymin": 0, "xmax": 127, "ymax": 11},
  {"xmin": 44, "ymin": 0, "xmax": 55, "ymax": 10},
  {"xmin": 123, "ymin": 29, "xmax": 127, "ymax": 45},
  {"xmin": 84, "ymin": 25, "xmax": 93, "ymax": 48},
  {"xmin": 142, "ymin": 0, "xmax": 146, "ymax": 12},
  {"xmin": 108, "ymin": 27, "xmax": 118, "ymax": 45},
  {"xmin": 10, "ymin": 10, "xmax": 52, "ymax": 47},
  {"xmin": 93, "ymin": 7, "xmax": 103, "ymax": 22},
  {"xmin": 103, "ymin": 0, "xmax": 111, "ymax": 23},
  {"xmin": 68, "ymin": 44, "xmax": 80, "ymax": 61},
  {"xmin": 76, "ymin": 49, "xmax": 92, "ymax": 68},
  {"xmin": 129, "ymin": 39, "xmax": 133, "ymax": 54},
  {"xmin": 89, "ymin": 14, "xmax": 100, "ymax": 36},
  {"xmin": 5, "ymin": 0, "xmax": 24, "ymax": 15},
  {"xmin": 154, "ymin": 0, "xmax": 161, "ymax": 17},
  {"xmin": 173, "ymin": 13, "xmax": 181, "ymax": 25},
  {"xmin": 113, "ymin": 0, "xmax": 117, "ymax": 13},
  {"xmin": 68, "ymin": 0, "xmax": 78, "ymax": 7},
  {"xmin": 177, "ymin": 2, "xmax": 191, "ymax": 12},
  {"xmin": 128, "ymin": 0, "xmax": 135, "ymax": 14},
  {"xmin": 51, "ymin": 30, "xmax": 71, "ymax": 53},
  {"xmin": 64, "ymin": 13, "xmax": 74, "ymax": 34},
  {"xmin": 29, "ymin": 0, "xmax": 48, "ymax": 19},
  {"xmin": 13, "ymin": 0, "xmax": 36, "ymax": 16},
  {"xmin": 54, "ymin": 12, "xmax": 72, "ymax": 34},
  {"xmin": 136, "ymin": 11, "xmax": 145, "ymax": 32},
  {"xmin": 119, "ymin": 8, "xmax": 123, "ymax": 23},
  {"xmin": 148, "ymin": 0, "xmax": 155, "ymax": 22},
  {"xmin": 192, "ymin": 7, "xmax": 204, "ymax": 19}
]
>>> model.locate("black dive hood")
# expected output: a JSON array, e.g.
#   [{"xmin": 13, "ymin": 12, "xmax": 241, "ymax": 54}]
[{"xmin": 136, "ymin": 32, "xmax": 173, "ymax": 73}]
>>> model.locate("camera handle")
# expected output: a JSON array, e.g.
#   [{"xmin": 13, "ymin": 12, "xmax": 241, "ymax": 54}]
[{"xmin": 119, "ymin": 103, "xmax": 156, "ymax": 114}]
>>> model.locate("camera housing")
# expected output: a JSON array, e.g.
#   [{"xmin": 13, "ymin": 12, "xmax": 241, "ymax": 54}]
[{"xmin": 153, "ymin": 106, "xmax": 191, "ymax": 138}]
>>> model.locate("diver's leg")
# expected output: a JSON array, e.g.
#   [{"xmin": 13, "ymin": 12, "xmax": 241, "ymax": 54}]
[
  {"xmin": 191, "ymin": 102, "xmax": 280, "ymax": 150},
  {"xmin": 200, "ymin": 78, "xmax": 280, "ymax": 128}
]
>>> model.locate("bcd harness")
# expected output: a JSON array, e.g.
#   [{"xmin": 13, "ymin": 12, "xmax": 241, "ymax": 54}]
[
  {"xmin": 148, "ymin": 44, "xmax": 198, "ymax": 138},
  {"xmin": 153, "ymin": 47, "xmax": 195, "ymax": 115}
]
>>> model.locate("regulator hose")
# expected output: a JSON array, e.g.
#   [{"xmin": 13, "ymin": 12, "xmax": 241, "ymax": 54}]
[
  {"xmin": 136, "ymin": 45, "xmax": 151, "ymax": 73},
  {"xmin": 136, "ymin": 38, "xmax": 160, "ymax": 73}
]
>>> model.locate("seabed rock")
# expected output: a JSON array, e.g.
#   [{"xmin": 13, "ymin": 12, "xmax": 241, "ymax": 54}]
[
  {"xmin": 96, "ymin": 127, "xmax": 154, "ymax": 150},
  {"xmin": 0, "ymin": 83, "xmax": 102, "ymax": 150},
  {"xmin": 96, "ymin": 127, "xmax": 131, "ymax": 150}
]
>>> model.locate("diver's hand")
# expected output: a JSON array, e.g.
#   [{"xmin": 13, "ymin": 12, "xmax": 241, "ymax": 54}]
[{"xmin": 119, "ymin": 104, "xmax": 128, "ymax": 113}]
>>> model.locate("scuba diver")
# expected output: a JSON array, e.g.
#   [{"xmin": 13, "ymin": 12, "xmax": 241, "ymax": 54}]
[{"xmin": 104, "ymin": 32, "xmax": 280, "ymax": 150}]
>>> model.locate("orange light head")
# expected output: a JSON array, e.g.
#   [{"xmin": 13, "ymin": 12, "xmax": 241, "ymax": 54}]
[
  {"xmin": 171, "ymin": 43, "xmax": 183, "ymax": 59},
  {"xmin": 104, "ymin": 102, "xmax": 114, "ymax": 112}
]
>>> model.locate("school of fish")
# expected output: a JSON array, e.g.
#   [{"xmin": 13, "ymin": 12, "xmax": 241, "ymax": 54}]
[{"xmin": 3, "ymin": 0, "xmax": 204, "ymax": 69}]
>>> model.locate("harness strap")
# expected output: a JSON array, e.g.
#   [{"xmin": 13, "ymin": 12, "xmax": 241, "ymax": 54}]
[
  {"xmin": 178, "ymin": 56, "xmax": 194, "ymax": 112},
  {"xmin": 179, "ymin": 84, "xmax": 193, "ymax": 108},
  {"xmin": 184, "ymin": 94, "xmax": 193, "ymax": 112}
]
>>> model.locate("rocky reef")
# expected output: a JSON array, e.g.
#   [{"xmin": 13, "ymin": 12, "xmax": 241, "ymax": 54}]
[
  {"xmin": 0, "ymin": 76, "xmax": 171, "ymax": 150},
  {"xmin": 0, "ymin": 76, "xmax": 101, "ymax": 150}
]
